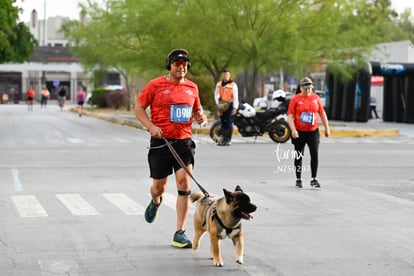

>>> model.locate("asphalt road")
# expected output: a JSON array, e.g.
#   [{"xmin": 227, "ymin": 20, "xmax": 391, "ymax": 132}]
[{"xmin": 1, "ymin": 104, "xmax": 414, "ymax": 276}]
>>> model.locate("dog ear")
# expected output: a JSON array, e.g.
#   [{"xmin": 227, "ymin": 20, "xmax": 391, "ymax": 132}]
[
  {"xmin": 235, "ymin": 185, "xmax": 243, "ymax": 192},
  {"xmin": 223, "ymin": 188, "xmax": 233, "ymax": 203}
]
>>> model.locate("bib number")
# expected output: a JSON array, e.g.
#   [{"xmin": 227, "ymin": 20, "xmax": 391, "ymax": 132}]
[
  {"xmin": 170, "ymin": 105, "xmax": 192, "ymax": 123},
  {"xmin": 300, "ymin": 112, "xmax": 315, "ymax": 125}
]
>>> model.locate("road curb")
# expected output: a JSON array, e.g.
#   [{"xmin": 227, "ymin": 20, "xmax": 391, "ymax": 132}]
[{"xmin": 328, "ymin": 128, "xmax": 399, "ymax": 137}]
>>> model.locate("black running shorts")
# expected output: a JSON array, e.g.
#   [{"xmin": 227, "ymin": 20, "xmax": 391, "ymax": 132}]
[{"xmin": 148, "ymin": 138, "xmax": 196, "ymax": 179}]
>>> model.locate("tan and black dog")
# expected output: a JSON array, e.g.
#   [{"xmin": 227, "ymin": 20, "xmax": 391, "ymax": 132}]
[{"xmin": 191, "ymin": 185, "xmax": 257, "ymax": 267}]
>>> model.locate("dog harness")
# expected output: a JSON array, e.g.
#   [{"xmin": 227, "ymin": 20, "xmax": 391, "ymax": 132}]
[{"xmin": 211, "ymin": 206, "xmax": 241, "ymax": 235}]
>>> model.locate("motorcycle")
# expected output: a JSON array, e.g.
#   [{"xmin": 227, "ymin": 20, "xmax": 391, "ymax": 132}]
[{"xmin": 209, "ymin": 98, "xmax": 291, "ymax": 144}]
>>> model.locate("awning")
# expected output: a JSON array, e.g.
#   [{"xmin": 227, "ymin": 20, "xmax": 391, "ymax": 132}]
[{"xmin": 371, "ymin": 76, "xmax": 384, "ymax": 86}]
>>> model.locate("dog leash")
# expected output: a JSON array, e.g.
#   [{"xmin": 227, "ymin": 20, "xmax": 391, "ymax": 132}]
[{"xmin": 162, "ymin": 137, "xmax": 210, "ymax": 198}]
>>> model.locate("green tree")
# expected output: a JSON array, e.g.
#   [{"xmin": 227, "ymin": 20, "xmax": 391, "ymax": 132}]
[
  {"xmin": 0, "ymin": 0, "xmax": 37, "ymax": 63},
  {"xmin": 62, "ymin": 0, "xmax": 178, "ymax": 110},
  {"xmin": 63, "ymin": 0, "xmax": 409, "ymax": 108},
  {"xmin": 392, "ymin": 8, "xmax": 414, "ymax": 42}
]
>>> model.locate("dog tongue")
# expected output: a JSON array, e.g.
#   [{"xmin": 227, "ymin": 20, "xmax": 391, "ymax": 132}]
[{"xmin": 242, "ymin": 212, "xmax": 253, "ymax": 220}]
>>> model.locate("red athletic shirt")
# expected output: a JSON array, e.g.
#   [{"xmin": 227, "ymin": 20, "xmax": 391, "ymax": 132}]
[
  {"xmin": 27, "ymin": 89, "xmax": 35, "ymax": 98},
  {"xmin": 137, "ymin": 76, "xmax": 201, "ymax": 139},
  {"xmin": 287, "ymin": 93, "xmax": 324, "ymax": 132}
]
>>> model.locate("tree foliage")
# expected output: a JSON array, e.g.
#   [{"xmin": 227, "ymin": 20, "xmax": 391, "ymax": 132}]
[
  {"xmin": 0, "ymin": 0, "xmax": 37, "ymax": 63},
  {"xmin": 392, "ymin": 8, "xmax": 414, "ymax": 43},
  {"xmin": 63, "ymin": 0, "xmax": 413, "ymax": 108}
]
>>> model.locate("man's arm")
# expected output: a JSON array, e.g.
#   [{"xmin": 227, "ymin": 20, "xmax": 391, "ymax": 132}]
[{"xmin": 134, "ymin": 103, "xmax": 163, "ymax": 138}]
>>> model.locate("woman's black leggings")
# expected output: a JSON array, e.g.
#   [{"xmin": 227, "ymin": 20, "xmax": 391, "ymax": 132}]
[{"xmin": 291, "ymin": 129, "xmax": 320, "ymax": 179}]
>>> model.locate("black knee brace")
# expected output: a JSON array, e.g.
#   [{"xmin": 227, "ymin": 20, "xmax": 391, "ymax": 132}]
[{"xmin": 178, "ymin": 190, "xmax": 191, "ymax": 196}]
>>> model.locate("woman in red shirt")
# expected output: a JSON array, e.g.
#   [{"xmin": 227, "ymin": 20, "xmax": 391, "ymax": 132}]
[
  {"xmin": 26, "ymin": 87, "xmax": 35, "ymax": 111},
  {"xmin": 287, "ymin": 77, "xmax": 330, "ymax": 188}
]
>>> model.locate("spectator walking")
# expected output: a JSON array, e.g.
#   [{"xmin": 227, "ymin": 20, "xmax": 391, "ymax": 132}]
[
  {"xmin": 58, "ymin": 87, "xmax": 67, "ymax": 111},
  {"xmin": 76, "ymin": 88, "xmax": 86, "ymax": 117},
  {"xmin": 26, "ymin": 87, "xmax": 35, "ymax": 111},
  {"xmin": 40, "ymin": 87, "xmax": 50, "ymax": 108},
  {"xmin": 369, "ymin": 96, "xmax": 379, "ymax": 119}
]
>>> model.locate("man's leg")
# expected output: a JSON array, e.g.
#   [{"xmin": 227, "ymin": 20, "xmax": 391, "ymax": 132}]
[
  {"xmin": 171, "ymin": 166, "xmax": 192, "ymax": 248},
  {"xmin": 151, "ymin": 178, "xmax": 167, "ymax": 204},
  {"xmin": 144, "ymin": 177, "xmax": 167, "ymax": 223},
  {"xmin": 174, "ymin": 166, "xmax": 191, "ymax": 230}
]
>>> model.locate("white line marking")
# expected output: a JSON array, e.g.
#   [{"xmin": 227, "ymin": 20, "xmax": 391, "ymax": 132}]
[
  {"xmin": 11, "ymin": 195, "xmax": 48, "ymax": 217},
  {"xmin": 67, "ymin": 138, "xmax": 84, "ymax": 144},
  {"xmin": 39, "ymin": 260, "xmax": 80, "ymax": 276},
  {"xmin": 112, "ymin": 137, "xmax": 130, "ymax": 143},
  {"xmin": 56, "ymin": 194, "xmax": 100, "ymax": 216},
  {"xmin": 11, "ymin": 168, "xmax": 23, "ymax": 192},
  {"xmin": 162, "ymin": 193, "xmax": 177, "ymax": 210},
  {"xmin": 361, "ymin": 190, "xmax": 414, "ymax": 207},
  {"xmin": 102, "ymin": 193, "xmax": 144, "ymax": 215},
  {"xmin": 248, "ymin": 192, "xmax": 301, "ymax": 216}
]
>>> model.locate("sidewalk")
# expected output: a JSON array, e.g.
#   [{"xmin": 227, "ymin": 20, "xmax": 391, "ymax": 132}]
[{"xmin": 75, "ymin": 108, "xmax": 414, "ymax": 138}]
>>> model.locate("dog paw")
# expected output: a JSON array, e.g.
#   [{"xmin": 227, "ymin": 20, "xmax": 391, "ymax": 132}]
[
  {"xmin": 236, "ymin": 256, "xmax": 244, "ymax": 264},
  {"xmin": 213, "ymin": 258, "xmax": 224, "ymax": 267},
  {"xmin": 214, "ymin": 261, "xmax": 224, "ymax": 267}
]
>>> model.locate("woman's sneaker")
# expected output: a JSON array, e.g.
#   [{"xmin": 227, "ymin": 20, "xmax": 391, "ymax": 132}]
[
  {"xmin": 295, "ymin": 179, "xmax": 303, "ymax": 188},
  {"xmin": 310, "ymin": 179, "xmax": 321, "ymax": 188},
  {"xmin": 171, "ymin": 230, "xmax": 192, "ymax": 248},
  {"xmin": 144, "ymin": 196, "xmax": 162, "ymax": 223}
]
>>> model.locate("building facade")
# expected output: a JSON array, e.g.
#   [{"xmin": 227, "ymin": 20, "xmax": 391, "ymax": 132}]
[
  {"xmin": 0, "ymin": 14, "xmax": 88, "ymax": 103},
  {"xmin": 0, "ymin": 13, "xmax": 120, "ymax": 104}
]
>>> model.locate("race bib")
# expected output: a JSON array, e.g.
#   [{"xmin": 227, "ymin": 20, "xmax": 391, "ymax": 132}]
[
  {"xmin": 170, "ymin": 105, "xmax": 192, "ymax": 123},
  {"xmin": 300, "ymin": 112, "xmax": 315, "ymax": 125}
]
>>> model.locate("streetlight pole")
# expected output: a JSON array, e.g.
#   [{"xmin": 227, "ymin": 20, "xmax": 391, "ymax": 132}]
[{"xmin": 43, "ymin": 0, "xmax": 46, "ymax": 46}]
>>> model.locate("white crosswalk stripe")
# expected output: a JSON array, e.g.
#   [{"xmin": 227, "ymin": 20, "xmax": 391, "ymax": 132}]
[
  {"xmin": 112, "ymin": 137, "xmax": 131, "ymax": 143},
  {"xmin": 56, "ymin": 194, "xmax": 100, "ymax": 216},
  {"xmin": 8, "ymin": 189, "xmax": 414, "ymax": 219},
  {"xmin": 360, "ymin": 190, "xmax": 414, "ymax": 207},
  {"xmin": 66, "ymin": 138, "xmax": 84, "ymax": 144},
  {"xmin": 161, "ymin": 193, "xmax": 195, "ymax": 215},
  {"xmin": 103, "ymin": 193, "xmax": 144, "ymax": 215},
  {"xmin": 38, "ymin": 260, "xmax": 80, "ymax": 276},
  {"xmin": 11, "ymin": 195, "xmax": 48, "ymax": 217},
  {"xmin": 248, "ymin": 192, "xmax": 301, "ymax": 216},
  {"xmin": 160, "ymin": 192, "xmax": 177, "ymax": 210}
]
